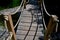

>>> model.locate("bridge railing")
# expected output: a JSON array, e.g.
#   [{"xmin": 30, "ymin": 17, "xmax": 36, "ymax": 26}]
[
  {"xmin": 0, "ymin": 0, "xmax": 25, "ymax": 40},
  {"xmin": 42, "ymin": 0, "xmax": 59, "ymax": 40},
  {"xmin": 44, "ymin": 15, "xmax": 59, "ymax": 40},
  {"xmin": 4, "ymin": 15, "xmax": 16, "ymax": 40},
  {"xmin": 0, "ymin": 0, "xmax": 59, "ymax": 40}
]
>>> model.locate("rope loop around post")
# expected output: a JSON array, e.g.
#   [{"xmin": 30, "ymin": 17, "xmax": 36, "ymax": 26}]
[
  {"xmin": 4, "ymin": 15, "xmax": 8, "ymax": 21},
  {"xmin": 4, "ymin": 14, "xmax": 16, "ymax": 40},
  {"xmin": 51, "ymin": 15, "xmax": 59, "ymax": 22},
  {"xmin": 44, "ymin": 15, "xmax": 59, "ymax": 40}
]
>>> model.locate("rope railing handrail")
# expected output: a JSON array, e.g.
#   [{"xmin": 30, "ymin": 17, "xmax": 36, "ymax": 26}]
[
  {"xmin": 41, "ymin": 3, "xmax": 47, "ymax": 30},
  {"xmin": 0, "ymin": 0, "xmax": 24, "ymax": 40},
  {"xmin": 14, "ymin": 0, "xmax": 24, "ymax": 28},
  {"xmin": 0, "ymin": 0, "xmax": 24, "ymax": 29},
  {"xmin": 42, "ymin": 0, "xmax": 51, "ymax": 16},
  {"xmin": 42, "ymin": 0, "xmax": 59, "ymax": 39},
  {"xmin": 0, "ymin": 0, "xmax": 25, "ymax": 32},
  {"xmin": 0, "ymin": 0, "xmax": 24, "ymax": 15},
  {"xmin": 12, "ymin": 0, "xmax": 24, "ymax": 15},
  {"xmin": 42, "ymin": 0, "xmax": 59, "ymax": 31}
]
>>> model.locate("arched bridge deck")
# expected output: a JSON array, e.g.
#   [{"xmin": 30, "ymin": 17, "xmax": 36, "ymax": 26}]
[
  {"xmin": 0, "ymin": 0, "xmax": 59, "ymax": 40},
  {"xmin": 16, "ymin": 4, "xmax": 44, "ymax": 40}
]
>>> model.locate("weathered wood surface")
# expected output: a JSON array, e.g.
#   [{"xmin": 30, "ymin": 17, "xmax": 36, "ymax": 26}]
[
  {"xmin": 16, "ymin": 4, "xmax": 44, "ymax": 40},
  {"xmin": 6, "ymin": 15, "xmax": 16, "ymax": 40}
]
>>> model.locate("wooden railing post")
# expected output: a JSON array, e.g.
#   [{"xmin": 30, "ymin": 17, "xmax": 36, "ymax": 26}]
[
  {"xmin": 23, "ymin": 0, "xmax": 27, "ymax": 9},
  {"xmin": 4, "ymin": 15, "xmax": 16, "ymax": 40},
  {"xmin": 44, "ymin": 15, "xmax": 58, "ymax": 40}
]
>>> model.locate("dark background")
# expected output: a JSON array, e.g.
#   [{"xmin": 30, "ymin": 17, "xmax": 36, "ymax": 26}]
[
  {"xmin": 44, "ymin": 0, "xmax": 60, "ymax": 32},
  {"xmin": 0, "ymin": 0, "xmax": 12, "ymax": 7}
]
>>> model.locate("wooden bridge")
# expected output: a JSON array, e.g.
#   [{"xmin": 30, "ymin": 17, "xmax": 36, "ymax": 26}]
[{"xmin": 0, "ymin": 0, "xmax": 59, "ymax": 40}]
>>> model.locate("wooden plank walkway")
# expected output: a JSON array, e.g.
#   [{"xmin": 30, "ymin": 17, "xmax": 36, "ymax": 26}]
[{"xmin": 16, "ymin": 4, "xmax": 44, "ymax": 40}]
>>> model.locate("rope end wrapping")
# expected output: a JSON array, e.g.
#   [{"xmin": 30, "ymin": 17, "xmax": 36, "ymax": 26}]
[
  {"xmin": 3, "ymin": 12, "xmax": 13, "ymax": 21},
  {"xmin": 4, "ymin": 15, "xmax": 9, "ymax": 21},
  {"xmin": 51, "ymin": 15, "xmax": 59, "ymax": 32},
  {"xmin": 51, "ymin": 15, "xmax": 59, "ymax": 22}
]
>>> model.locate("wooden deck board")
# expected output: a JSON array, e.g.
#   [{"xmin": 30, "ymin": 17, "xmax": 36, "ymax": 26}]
[{"xmin": 16, "ymin": 4, "xmax": 44, "ymax": 40}]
